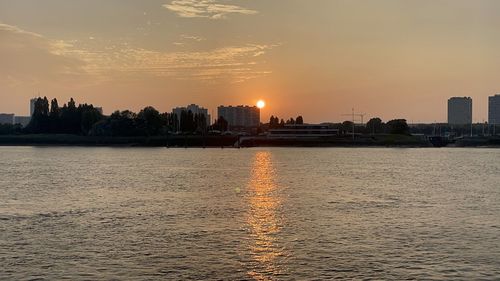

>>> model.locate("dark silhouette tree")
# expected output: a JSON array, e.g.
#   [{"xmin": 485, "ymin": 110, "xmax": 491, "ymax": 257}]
[
  {"xmin": 213, "ymin": 117, "xmax": 228, "ymax": 132},
  {"xmin": 366, "ymin": 117, "xmax": 383, "ymax": 134},
  {"xmin": 341, "ymin": 121, "xmax": 354, "ymax": 134},
  {"xmin": 386, "ymin": 119, "xmax": 410, "ymax": 135},
  {"xmin": 60, "ymin": 98, "xmax": 80, "ymax": 134},
  {"xmin": 80, "ymin": 104, "xmax": 103, "ymax": 135},
  {"xmin": 296, "ymin": 116, "xmax": 304, "ymax": 124},
  {"xmin": 268, "ymin": 115, "xmax": 281, "ymax": 129},
  {"xmin": 50, "ymin": 98, "xmax": 60, "ymax": 116},
  {"xmin": 49, "ymin": 98, "xmax": 60, "ymax": 133},
  {"xmin": 269, "ymin": 115, "xmax": 275, "ymax": 128},
  {"xmin": 194, "ymin": 113, "xmax": 207, "ymax": 133},
  {"xmin": 137, "ymin": 106, "xmax": 162, "ymax": 136},
  {"xmin": 27, "ymin": 97, "xmax": 50, "ymax": 133}
]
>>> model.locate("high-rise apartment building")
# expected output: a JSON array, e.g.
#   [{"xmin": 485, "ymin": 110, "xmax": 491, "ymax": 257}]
[
  {"xmin": 448, "ymin": 97, "xmax": 472, "ymax": 125},
  {"xmin": 30, "ymin": 98, "xmax": 38, "ymax": 116},
  {"xmin": 172, "ymin": 104, "xmax": 210, "ymax": 126},
  {"xmin": 217, "ymin": 105, "xmax": 260, "ymax": 128},
  {"xmin": 488, "ymin": 94, "xmax": 500, "ymax": 124}
]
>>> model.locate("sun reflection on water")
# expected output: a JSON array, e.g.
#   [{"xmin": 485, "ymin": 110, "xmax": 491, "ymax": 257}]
[{"xmin": 246, "ymin": 151, "xmax": 286, "ymax": 280}]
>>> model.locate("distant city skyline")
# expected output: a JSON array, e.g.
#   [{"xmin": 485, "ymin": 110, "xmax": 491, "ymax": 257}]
[
  {"xmin": 3, "ymin": 94, "xmax": 499, "ymax": 126},
  {"xmin": 2, "ymin": 0, "xmax": 500, "ymax": 122}
]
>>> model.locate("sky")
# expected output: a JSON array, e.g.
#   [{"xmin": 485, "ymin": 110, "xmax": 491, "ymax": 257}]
[{"xmin": 1, "ymin": 0, "xmax": 500, "ymax": 123}]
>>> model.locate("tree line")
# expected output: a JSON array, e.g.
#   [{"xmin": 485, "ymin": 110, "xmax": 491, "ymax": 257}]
[
  {"xmin": 3, "ymin": 97, "xmax": 493, "ymax": 137},
  {"xmin": 268, "ymin": 115, "xmax": 304, "ymax": 129},
  {"xmin": 337, "ymin": 118, "xmax": 410, "ymax": 135},
  {"xmin": 27, "ymin": 97, "xmax": 102, "ymax": 134},
  {"xmin": 18, "ymin": 97, "xmax": 223, "ymax": 137}
]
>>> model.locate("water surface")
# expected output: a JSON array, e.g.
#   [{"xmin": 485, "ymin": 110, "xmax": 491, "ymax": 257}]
[{"xmin": 1, "ymin": 147, "xmax": 499, "ymax": 280}]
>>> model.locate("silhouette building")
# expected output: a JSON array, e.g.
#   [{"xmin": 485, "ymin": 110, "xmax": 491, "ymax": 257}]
[
  {"xmin": 448, "ymin": 97, "xmax": 472, "ymax": 125},
  {"xmin": 217, "ymin": 105, "xmax": 260, "ymax": 128},
  {"xmin": 0, "ymin": 113, "xmax": 15, "ymax": 125},
  {"xmin": 14, "ymin": 116, "xmax": 31, "ymax": 127},
  {"xmin": 489, "ymin": 94, "xmax": 500, "ymax": 124},
  {"xmin": 172, "ymin": 104, "xmax": 210, "ymax": 126},
  {"xmin": 30, "ymin": 98, "xmax": 38, "ymax": 116}
]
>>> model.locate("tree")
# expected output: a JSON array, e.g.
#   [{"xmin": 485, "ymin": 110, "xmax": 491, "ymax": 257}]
[
  {"xmin": 49, "ymin": 98, "xmax": 61, "ymax": 133},
  {"xmin": 296, "ymin": 116, "xmax": 304, "ymax": 125},
  {"xmin": 50, "ymin": 98, "xmax": 60, "ymax": 116},
  {"xmin": 213, "ymin": 117, "xmax": 228, "ymax": 132},
  {"xmin": 137, "ymin": 106, "xmax": 162, "ymax": 136},
  {"xmin": 269, "ymin": 115, "xmax": 281, "ymax": 129},
  {"xmin": 366, "ymin": 117, "xmax": 383, "ymax": 134},
  {"xmin": 180, "ymin": 110, "xmax": 196, "ymax": 132},
  {"xmin": 28, "ymin": 97, "xmax": 103, "ymax": 135},
  {"xmin": 68, "ymin": 98, "xmax": 76, "ymax": 110},
  {"xmin": 341, "ymin": 121, "xmax": 354, "ymax": 134},
  {"xmin": 194, "ymin": 113, "xmax": 207, "ymax": 133},
  {"xmin": 26, "ymin": 97, "xmax": 50, "ymax": 133},
  {"xmin": 80, "ymin": 104, "xmax": 103, "ymax": 135},
  {"xmin": 386, "ymin": 119, "xmax": 410, "ymax": 135},
  {"xmin": 109, "ymin": 110, "xmax": 137, "ymax": 136},
  {"xmin": 279, "ymin": 119, "xmax": 285, "ymax": 127}
]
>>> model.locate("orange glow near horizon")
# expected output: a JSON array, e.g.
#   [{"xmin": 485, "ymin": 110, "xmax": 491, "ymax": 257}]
[{"xmin": 0, "ymin": 1, "xmax": 498, "ymax": 122}]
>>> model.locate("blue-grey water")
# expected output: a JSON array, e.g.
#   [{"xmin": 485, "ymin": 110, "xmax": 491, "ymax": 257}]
[{"xmin": 1, "ymin": 147, "xmax": 499, "ymax": 280}]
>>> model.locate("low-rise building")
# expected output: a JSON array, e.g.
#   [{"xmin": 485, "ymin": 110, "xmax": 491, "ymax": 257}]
[
  {"xmin": 268, "ymin": 124, "xmax": 339, "ymax": 138},
  {"xmin": 0, "ymin": 113, "xmax": 15, "ymax": 125},
  {"xmin": 14, "ymin": 116, "xmax": 31, "ymax": 127}
]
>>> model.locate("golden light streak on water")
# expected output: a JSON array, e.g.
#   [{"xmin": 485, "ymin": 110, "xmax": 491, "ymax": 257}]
[{"xmin": 246, "ymin": 151, "xmax": 286, "ymax": 280}]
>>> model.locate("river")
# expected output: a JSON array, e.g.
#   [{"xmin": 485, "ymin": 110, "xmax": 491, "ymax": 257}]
[{"xmin": 1, "ymin": 147, "xmax": 499, "ymax": 280}]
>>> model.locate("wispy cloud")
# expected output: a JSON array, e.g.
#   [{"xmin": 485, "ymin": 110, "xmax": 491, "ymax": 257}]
[
  {"xmin": 59, "ymin": 43, "xmax": 276, "ymax": 83},
  {"xmin": 0, "ymin": 23, "xmax": 276, "ymax": 84},
  {"xmin": 181, "ymin": 34, "xmax": 205, "ymax": 41},
  {"xmin": 0, "ymin": 23, "xmax": 42, "ymax": 38},
  {"xmin": 0, "ymin": 23, "xmax": 86, "ymax": 84},
  {"xmin": 163, "ymin": 0, "xmax": 258, "ymax": 19}
]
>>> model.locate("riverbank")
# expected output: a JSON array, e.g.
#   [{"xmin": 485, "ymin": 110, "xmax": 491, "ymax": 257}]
[
  {"xmin": 0, "ymin": 134, "xmax": 498, "ymax": 148},
  {"xmin": 240, "ymin": 134, "xmax": 431, "ymax": 147},
  {"xmin": 0, "ymin": 134, "xmax": 238, "ymax": 147},
  {"xmin": 0, "ymin": 134, "xmax": 430, "ymax": 147}
]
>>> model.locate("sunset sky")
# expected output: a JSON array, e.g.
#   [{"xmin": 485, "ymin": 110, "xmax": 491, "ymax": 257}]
[{"xmin": 1, "ymin": 0, "xmax": 500, "ymax": 123}]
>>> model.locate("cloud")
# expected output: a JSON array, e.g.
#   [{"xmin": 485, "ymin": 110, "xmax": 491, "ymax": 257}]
[
  {"xmin": 59, "ymin": 43, "xmax": 276, "ymax": 82},
  {"xmin": 0, "ymin": 23, "xmax": 87, "ymax": 85},
  {"xmin": 181, "ymin": 34, "xmax": 205, "ymax": 41},
  {"xmin": 0, "ymin": 23, "xmax": 276, "ymax": 85},
  {"xmin": 163, "ymin": 0, "xmax": 258, "ymax": 19}
]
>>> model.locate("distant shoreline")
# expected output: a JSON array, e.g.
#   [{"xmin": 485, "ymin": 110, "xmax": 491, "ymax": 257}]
[{"xmin": 0, "ymin": 134, "xmax": 499, "ymax": 148}]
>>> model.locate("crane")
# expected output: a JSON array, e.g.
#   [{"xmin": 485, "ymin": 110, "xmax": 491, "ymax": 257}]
[{"xmin": 341, "ymin": 108, "xmax": 366, "ymax": 140}]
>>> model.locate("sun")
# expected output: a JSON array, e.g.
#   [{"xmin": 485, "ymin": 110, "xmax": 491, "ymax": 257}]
[{"xmin": 256, "ymin": 100, "xmax": 266, "ymax": 109}]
